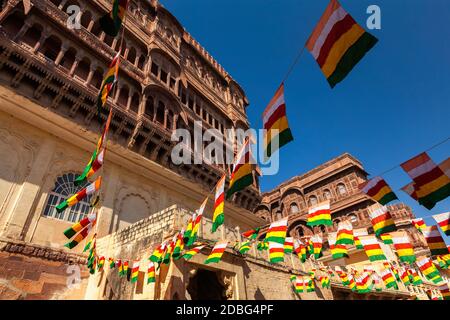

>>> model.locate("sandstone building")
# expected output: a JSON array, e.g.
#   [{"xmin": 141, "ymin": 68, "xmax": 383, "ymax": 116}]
[{"xmin": 0, "ymin": 0, "xmax": 446, "ymax": 300}]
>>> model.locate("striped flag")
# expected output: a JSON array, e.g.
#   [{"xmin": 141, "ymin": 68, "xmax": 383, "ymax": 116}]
[
  {"xmin": 307, "ymin": 200, "xmax": 332, "ymax": 227},
  {"xmin": 63, "ymin": 212, "xmax": 97, "ymax": 239},
  {"xmin": 130, "ymin": 261, "xmax": 140, "ymax": 284},
  {"xmin": 336, "ymin": 220, "xmax": 354, "ymax": 245},
  {"xmin": 390, "ymin": 231, "xmax": 416, "ymax": 263},
  {"xmin": 265, "ymin": 218, "xmax": 288, "ymax": 244},
  {"xmin": 359, "ymin": 176, "xmax": 398, "ymax": 206},
  {"xmin": 401, "ymin": 181, "xmax": 418, "ymax": 201},
  {"xmin": 305, "ymin": 0, "xmax": 378, "ymax": 88},
  {"xmin": 353, "ymin": 228, "xmax": 368, "ymax": 249},
  {"xmin": 186, "ymin": 198, "xmax": 207, "ymax": 246},
  {"xmin": 432, "ymin": 212, "xmax": 450, "ymax": 236},
  {"xmin": 108, "ymin": 258, "xmax": 115, "ymax": 269},
  {"xmin": 400, "ymin": 152, "xmax": 450, "ymax": 210},
  {"xmin": 294, "ymin": 239, "xmax": 307, "ymax": 262},
  {"xmin": 284, "ymin": 237, "xmax": 294, "ymax": 254},
  {"xmin": 96, "ymin": 54, "xmax": 120, "ymax": 120},
  {"xmin": 149, "ymin": 241, "xmax": 167, "ymax": 263},
  {"xmin": 439, "ymin": 283, "xmax": 450, "ymax": 300},
  {"xmin": 97, "ymin": 256, "xmax": 105, "ymax": 272},
  {"xmin": 238, "ymin": 241, "xmax": 251, "ymax": 255},
  {"xmin": 328, "ymin": 232, "xmax": 348, "ymax": 259},
  {"xmin": 416, "ymin": 256, "xmax": 443, "ymax": 284},
  {"xmin": 368, "ymin": 205, "xmax": 397, "ymax": 236},
  {"xmin": 359, "ymin": 235, "xmax": 387, "ymax": 262},
  {"xmin": 262, "ymin": 84, "xmax": 293, "ymax": 159},
  {"xmin": 226, "ymin": 139, "xmax": 255, "ymax": 199},
  {"xmin": 242, "ymin": 227, "xmax": 260, "ymax": 240},
  {"xmin": 268, "ymin": 241, "xmax": 285, "ymax": 263},
  {"xmin": 55, "ymin": 177, "xmax": 102, "ymax": 213},
  {"xmin": 147, "ymin": 262, "xmax": 156, "ymax": 284},
  {"xmin": 310, "ymin": 234, "xmax": 323, "ymax": 259},
  {"xmin": 182, "ymin": 245, "xmax": 205, "ymax": 260},
  {"xmin": 380, "ymin": 233, "xmax": 393, "ymax": 245},
  {"xmin": 64, "ymin": 221, "xmax": 96, "ymax": 249},
  {"xmin": 75, "ymin": 110, "xmax": 113, "ymax": 186},
  {"xmin": 99, "ymin": 0, "xmax": 129, "ymax": 37},
  {"xmin": 422, "ymin": 225, "xmax": 449, "ymax": 256},
  {"xmin": 172, "ymin": 231, "xmax": 185, "ymax": 260},
  {"xmin": 204, "ymin": 241, "xmax": 228, "ymax": 264},
  {"xmin": 412, "ymin": 218, "xmax": 427, "ymax": 232},
  {"xmin": 211, "ymin": 175, "xmax": 226, "ymax": 233},
  {"xmin": 380, "ymin": 268, "xmax": 398, "ymax": 289}
]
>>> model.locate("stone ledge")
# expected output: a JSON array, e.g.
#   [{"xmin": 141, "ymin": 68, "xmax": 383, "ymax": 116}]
[{"xmin": 0, "ymin": 238, "xmax": 86, "ymax": 265}]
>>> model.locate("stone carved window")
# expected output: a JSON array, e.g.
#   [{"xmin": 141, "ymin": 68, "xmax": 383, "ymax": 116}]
[
  {"xmin": 308, "ymin": 196, "xmax": 318, "ymax": 207},
  {"xmin": 42, "ymin": 173, "xmax": 92, "ymax": 223},
  {"xmin": 337, "ymin": 183, "xmax": 347, "ymax": 196},
  {"xmin": 323, "ymin": 189, "xmax": 332, "ymax": 200},
  {"xmin": 348, "ymin": 214, "xmax": 358, "ymax": 225},
  {"xmin": 290, "ymin": 203, "xmax": 299, "ymax": 214}
]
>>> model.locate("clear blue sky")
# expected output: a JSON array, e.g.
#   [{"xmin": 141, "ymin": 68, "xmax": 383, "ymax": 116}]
[{"xmin": 160, "ymin": 0, "xmax": 450, "ymax": 230}]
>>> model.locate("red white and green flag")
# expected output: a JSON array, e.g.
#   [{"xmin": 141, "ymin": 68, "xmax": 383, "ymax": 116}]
[
  {"xmin": 336, "ymin": 220, "xmax": 354, "ymax": 245},
  {"xmin": 242, "ymin": 227, "xmax": 260, "ymax": 240},
  {"xmin": 56, "ymin": 177, "xmax": 102, "ymax": 213},
  {"xmin": 130, "ymin": 261, "xmax": 140, "ymax": 284},
  {"xmin": 390, "ymin": 231, "xmax": 416, "ymax": 263},
  {"xmin": 204, "ymin": 241, "xmax": 228, "ymax": 264},
  {"xmin": 265, "ymin": 218, "xmax": 288, "ymax": 244},
  {"xmin": 368, "ymin": 205, "xmax": 397, "ymax": 236},
  {"xmin": 307, "ymin": 201, "xmax": 332, "ymax": 227},
  {"xmin": 182, "ymin": 245, "xmax": 205, "ymax": 260},
  {"xmin": 359, "ymin": 176, "xmax": 398, "ymax": 205},
  {"xmin": 432, "ymin": 212, "xmax": 450, "ymax": 236},
  {"xmin": 211, "ymin": 175, "xmax": 226, "ymax": 233},
  {"xmin": 186, "ymin": 198, "xmax": 207, "ymax": 246},
  {"xmin": 147, "ymin": 261, "xmax": 156, "ymax": 284},
  {"xmin": 422, "ymin": 225, "xmax": 449, "ymax": 256}
]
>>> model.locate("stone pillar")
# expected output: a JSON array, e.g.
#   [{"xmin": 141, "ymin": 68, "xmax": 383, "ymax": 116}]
[
  {"xmin": 85, "ymin": 62, "xmax": 97, "ymax": 86},
  {"xmin": 13, "ymin": 21, "xmax": 32, "ymax": 42},
  {"xmin": 69, "ymin": 53, "xmax": 82, "ymax": 77},
  {"xmin": 126, "ymin": 91, "xmax": 133, "ymax": 110},
  {"xmin": 1, "ymin": 139, "xmax": 56, "ymax": 240},
  {"xmin": 32, "ymin": 32, "xmax": 48, "ymax": 53},
  {"xmin": 96, "ymin": 165, "xmax": 121, "ymax": 237},
  {"xmin": 54, "ymin": 44, "xmax": 68, "ymax": 66},
  {"xmin": 87, "ymin": 20, "xmax": 94, "ymax": 32}
]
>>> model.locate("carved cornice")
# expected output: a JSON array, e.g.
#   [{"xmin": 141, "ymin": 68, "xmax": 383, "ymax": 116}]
[{"xmin": 0, "ymin": 237, "xmax": 87, "ymax": 264}]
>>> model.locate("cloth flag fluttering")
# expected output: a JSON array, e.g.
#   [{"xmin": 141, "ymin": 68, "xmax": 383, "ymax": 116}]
[
  {"xmin": 226, "ymin": 139, "xmax": 255, "ymax": 199},
  {"xmin": 211, "ymin": 175, "xmax": 226, "ymax": 233},
  {"xmin": 432, "ymin": 212, "xmax": 450, "ymax": 236},
  {"xmin": 307, "ymin": 201, "xmax": 332, "ymax": 227},
  {"xmin": 390, "ymin": 231, "xmax": 416, "ymax": 264},
  {"xmin": 328, "ymin": 232, "xmax": 348, "ymax": 259},
  {"xmin": 182, "ymin": 245, "xmax": 205, "ymax": 260},
  {"xmin": 75, "ymin": 110, "xmax": 113, "ymax": 186},
  {"xmin": 359, "ymin": 235, "xmax": 387, "ymax": 262},
  {"xmin": 359, "ymin": 176, "xmax": 398, "ymax": 206},
  {"xmin": 63, "ymin": 212, "xmax": 97, "ymax": 239},
  {"xmin": 305, "ymin": 0, "xmax": 378, "ymax": 88},
  {"xmin": 99, "ymin": 0, "xmax": 129, "ymax": 37},
  {"xmin": 268, "ymin": 241, "xmax": 285, "ymax": 263},
  {"xmin": 368, "ymin": 205, "xmax": 397, "ymax": 236},
  {"xmin": 186, "ymin": 198, "xmax": 207, "ymax": 246},
  {"xmin": 380, "ymin": 233, "xmax": 393, "ymax": 245},
  {"xmin": 147, "ymin": 262, "xmax": 156, "ymax": 284},
  {"xmin": 96, "ymin": 54, "xmax": 120, "ymax": 120},
  {"xmin": 416, "ymin": 256, "xmax": 443, "ymax": 284},
  {"xmin": 265, "ymin": 218, "xmax": 288, "ymax": 244},
  {"xmin": 336, "ymin": 220, "xmax": 354, "ymax": 245},
  {"xmin": 262, "ymin": 84, "xmax": 293, "ymax": 159},
  {"xmin": 421, "ymin": 225, "xmax": 449, "ymax": 256},
  {"xmin": 294, "ymin": 239, "xmax": 307, "ymax": 262},
  {"xmin": 64, "ymin": 221, "xmax": 96, "ymax": 249},
  {"xmin": 439, "ymin": 283, "xmax": 450, "ymax": 300},
  {"xmin": 130, "ymin": 261, "xmax": 139, "ymax": 284},
  {"xmin": 310, "ymin": 234, "xmax": 323, "ymax": 259},
  {"xmin": 242, "ymin": 227, "xmax": 260, "ymax": 240},
  {"xmin": 149, "ymin": 241, "xmax": 167, "ymax": 264},
  {"xmin": 284, "ymin": 237, "xmax": 294, "ymax": 254},
  {"xmin": 353, "ymin": 228, "xmax": 368, "ymax": 249},
  {"xmin": 412, "ymin": 218, "xmax": 427, "ymax": 232},
  {"xmin": 204, "ymin": 241, "xmax": 228, "ymax": 264},
  {"xmin": 238, "ymin": 241, "xmax": 251, "ymax": 255},
  {"xmin": 56, "ymin": 177, "xmax": 102, "ymax": 213},
  {"xmin": 400, "ymin": 152, "xmax": 450, "ymax": 210},
  {"xmin": 380, "ymin": 268, "xmax": 398, "ymax": 289}
]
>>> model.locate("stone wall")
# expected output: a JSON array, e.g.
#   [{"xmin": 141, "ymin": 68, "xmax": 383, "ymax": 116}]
[{"xmin": 0, "ymin": 238, "xmax": 89, "ymax": 300}]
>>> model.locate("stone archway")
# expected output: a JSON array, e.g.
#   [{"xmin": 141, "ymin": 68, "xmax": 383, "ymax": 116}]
[{"xmin": 186, "ymin": 269, "xmax": 228, "ymax": 300}]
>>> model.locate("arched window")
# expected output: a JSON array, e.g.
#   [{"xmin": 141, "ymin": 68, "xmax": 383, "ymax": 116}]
[
  {"xmin": 337, "ymin": 183, "xmax": 347, "ymax": 196},
  {"xmin": 348, "ymin": 214, "xmax": 358, "ymax": 225},
  {"xmin": 290, "ymin": 203, "xmax": 299, "ymax": 214},
  {"xmin": 275, "ymin": 211, "xmax": 282, "ymax": 221},
  {"xmin": 42, "ymin": 173, "xmax": 92, "ymax": 222},
  {"xmin": 323, "ymin": 189, "xmax": 332, "ymax": 200},
  {"xmin": 309, "ymin": 196, "xmax": 318, "ymax": 207}
]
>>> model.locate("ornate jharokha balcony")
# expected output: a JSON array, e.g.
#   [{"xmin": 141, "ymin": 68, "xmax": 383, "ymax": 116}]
[{"xmin": 0, "ymin": 0, "xmax": 261, "ymax": 212}]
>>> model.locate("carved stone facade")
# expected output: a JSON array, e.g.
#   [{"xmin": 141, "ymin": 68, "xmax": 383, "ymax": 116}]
[{"xmin": 0, "ymin": 0, "xmax": 262, "ymax": 299}]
